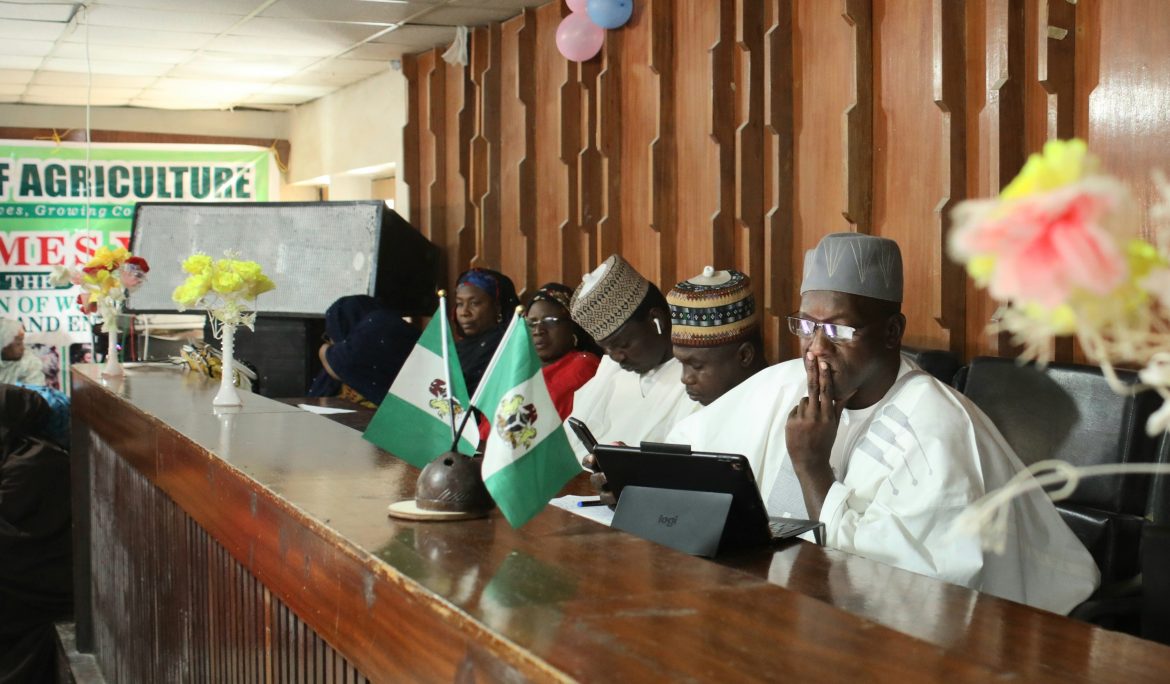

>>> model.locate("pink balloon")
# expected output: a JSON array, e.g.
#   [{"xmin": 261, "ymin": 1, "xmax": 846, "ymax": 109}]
[
  {"xmin": 556, "ymin": 12, "xmax": 605, "ymax": 62},
  {"xmin": 566, "ymin": 0, "xmax": 589, "ymax": 13}
]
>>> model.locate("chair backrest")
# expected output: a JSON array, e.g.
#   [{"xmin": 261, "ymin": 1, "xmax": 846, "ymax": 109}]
[
  {"xmin": 958, "ymin": 357, "xmax": 1158, "ymax": 515},
  {"xmin": 1150, "ymin": 434, "xmax": 1170, "ymax": 525},
  {"xmin": 959, "ymin": 357, "xmax": 1160, "ymax": 584},
  {"xmin": 900, "ymin": 346, "xmax": 962, "ymax": 387}
]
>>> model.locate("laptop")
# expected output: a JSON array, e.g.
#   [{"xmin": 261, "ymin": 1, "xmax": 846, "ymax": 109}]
[{"xmin": 567, "ymin": 418, "xmax": 824, "ymax": 555}]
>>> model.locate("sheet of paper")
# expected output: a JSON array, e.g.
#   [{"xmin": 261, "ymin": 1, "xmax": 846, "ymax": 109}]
[
  {"xmin": 298, "ymin": 403, "xmax": 357, "ymax": 415},
  {"xmin": 550, "ymin": 495, "xmax": 614, "ymax": 526}
]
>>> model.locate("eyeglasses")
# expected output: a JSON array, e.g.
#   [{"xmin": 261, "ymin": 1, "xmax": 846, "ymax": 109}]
[
  {"xmin": 786, "ymin": 315, "xmax": 871, "ymax": 343},
  {"xmin": 526, "ymin": 316, "xmax": 568, "ymax": 330}
]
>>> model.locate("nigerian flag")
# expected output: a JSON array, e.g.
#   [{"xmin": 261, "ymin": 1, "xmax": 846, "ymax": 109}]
[
  {"xmin": 473, "ymin": 315, "xmax": 581, "ymax": 528},
  {"xmin": 363, "ymin": 306, "xmax": 475, "ymax": 467}
]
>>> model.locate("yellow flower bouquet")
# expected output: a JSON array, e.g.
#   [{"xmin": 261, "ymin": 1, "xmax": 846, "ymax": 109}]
[
  {"xmin": 172, "ymin": 252, "xmax": 274, "ymax": 407},
  {"xmin": 172, "ymin": 252, "xmax": 275, "ymax": 331}
]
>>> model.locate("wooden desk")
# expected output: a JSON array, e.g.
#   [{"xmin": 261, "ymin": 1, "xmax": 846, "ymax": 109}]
[{"xmin": 71, "ymin": 365, "xmax": 1170, "ymax": 682}]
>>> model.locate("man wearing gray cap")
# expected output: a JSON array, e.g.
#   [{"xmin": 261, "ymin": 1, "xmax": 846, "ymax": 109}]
[{"xmin": 668, "ymin": 233, "xmax": 1099, "ymax": 615}]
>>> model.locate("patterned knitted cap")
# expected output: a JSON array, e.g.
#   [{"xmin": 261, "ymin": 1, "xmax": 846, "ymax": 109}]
[
  {"xmin": 570, "ymin": 255, "xmax": 651, "ymax": 341},
  {"xmin": 800, "ymin": 233, "xmax": 903, "ymax": 303},
  {"xmin": 667, "ymin": 267, "xmax": 759, "ymax": 347}
]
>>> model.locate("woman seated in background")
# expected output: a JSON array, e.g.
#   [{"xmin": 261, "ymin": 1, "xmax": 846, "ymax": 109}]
[
  {"xmin": 309, "ymin": 295, "xmax": 420, "ymax": 407},
  {"xmin": 526, "ymin": 283, "xmax": 601, "ymax": 418},
  {"xmin": 0, "ymin": 319, "xmax": 44, "ymax": 386},
  {"xmin": 454, "ymin": 268, "xmax": 519, "ymax": 395}
]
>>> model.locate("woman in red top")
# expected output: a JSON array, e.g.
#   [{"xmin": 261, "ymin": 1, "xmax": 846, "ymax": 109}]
[{"xmin": 525, "ymin": 283, "xmax": 601, "ymax": 419}]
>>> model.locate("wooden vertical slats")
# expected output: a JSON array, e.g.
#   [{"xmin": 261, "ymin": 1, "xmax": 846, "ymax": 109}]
[
  {"xmin": 517, "ymin": 9, "xmax": 538, "ymax": 292},
  {"xmin": 577, "ymin": 53, "xmax": 602, "ymax": 284},
  {"xmin": 81, "ymin": 424, "xmax": 370, "ymax": 683},
  {"xmin": 736, "ymin": 0, "xmax": 766, "ymax": 279},
  {"xmin": 709, "ymin": 0, "xmax": 736, "ymax": 271},
  {"xmin": 596, "ymin": 25, "xmax": 623, "ymax": 264},
  {"xmin": 402, "ymin": 55, "xmax": 421, "ymax": 235},
  {"xmin": 396, "ymin": 0, "xmax": 1170, "ymax": 359},
  {"xmin": 558, "ymin": 39, "xmax": 584, "ymax": 286},
  {"xmin": 1036, "ymin": 0, "xmax": 1077, "ymax": 362},
  {"xmin": 649, "ymin": 0, "xmax": 677, "ymax": 288},
  {"xmin": 469, "ymin": 26, "xmax": 489, "ymax": 269},
  {"xmin": 456, "ymin": 52, "xmax": 477, "ymax": 276},
  {"xmin": 933, "ymin": 0, "xmax": 968, "ymax": 356},
  {"xmin": 973, "ymin": 0, "xmax": 1029, "ymax": 355},
  {"xmin": 766, "ymin": 0, "xmax": 797, "ymax": 361},
  {"xmin": 842, "ymin": 0, "xmax": 874, "ymax": 233},
  {"xmin": 476, "ymin": 24, "xmax": 503, "ymax": 269}
]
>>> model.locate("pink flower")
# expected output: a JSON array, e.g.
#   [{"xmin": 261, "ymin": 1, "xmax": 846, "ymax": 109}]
[{"xmin": 950, "ymin": 180, "xmax": 1129, "ymax": 308}]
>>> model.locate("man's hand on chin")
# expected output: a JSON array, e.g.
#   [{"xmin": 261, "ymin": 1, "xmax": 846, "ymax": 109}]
[{"xmin": 785, "ymin": 352, "xmax": 852, "ymax": 519}]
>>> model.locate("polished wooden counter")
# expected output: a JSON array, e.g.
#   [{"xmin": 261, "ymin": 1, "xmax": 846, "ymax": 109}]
[{"xmin": 71, "ymin": 364, "xmax": 1170, "ymax": 682}]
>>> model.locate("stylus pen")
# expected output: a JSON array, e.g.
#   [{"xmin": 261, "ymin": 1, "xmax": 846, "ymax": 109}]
[{"xmin": 577, "ymin": 499, "xmax": 606, "ymax": 507}]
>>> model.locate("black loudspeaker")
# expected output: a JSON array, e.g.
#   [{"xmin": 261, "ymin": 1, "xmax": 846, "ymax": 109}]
[
  {"xmin": 203, "ymin": 316, "xmax": 326, "ymax": 398},
  {"xmin": 126, "ymin": 201, "xmax": 439, "ymax": 316}
]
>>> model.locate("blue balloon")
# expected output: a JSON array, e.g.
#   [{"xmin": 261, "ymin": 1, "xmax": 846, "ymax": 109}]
[{"xmin": 587, "ymin": 0, "xmax": 633, "ymax": 30}]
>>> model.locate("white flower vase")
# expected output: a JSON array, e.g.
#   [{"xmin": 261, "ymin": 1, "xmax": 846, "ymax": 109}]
[
  {"xmin": 213, "ymin": 322, "xmax": 243, "ymax": 407},
  {"xmin": 102, "ymin": 328, "xmax": 123, "ymax": 376}
]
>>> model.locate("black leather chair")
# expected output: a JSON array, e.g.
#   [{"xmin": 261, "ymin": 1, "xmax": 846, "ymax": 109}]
[
  {"xmin": 956, "ymin": 357, "xmax": 1160, "ymax": 588},
  {"xmin": 901, "ymin": 346, "xmax": 962, "ymax": 386},
  {"xmin": 1139, "ymin": 437, "xmax": 1170, "ymax": 644}
]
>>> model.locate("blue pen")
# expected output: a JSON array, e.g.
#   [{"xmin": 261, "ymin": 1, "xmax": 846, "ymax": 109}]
[{"xmin": 577, "ymin": 499, "xmax": 606, "ymax": 507}]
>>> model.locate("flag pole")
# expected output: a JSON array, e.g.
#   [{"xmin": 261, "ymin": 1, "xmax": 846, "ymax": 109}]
[
  {"xmin": 452, "ymin": 307, "xmax": 524, "ymax": 450},
  {"xmin": 437, "ymin": 290, "xmax": 459, "ymax": 443}
]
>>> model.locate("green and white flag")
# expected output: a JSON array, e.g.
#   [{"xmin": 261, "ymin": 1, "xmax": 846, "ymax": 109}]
[
  {"xmin": 363, "ymin": 305, "xmax": 475, "ymax": 467},
  {"xmin": 473, "ymin": 314, "xmax": 581, "ymax": 528}
]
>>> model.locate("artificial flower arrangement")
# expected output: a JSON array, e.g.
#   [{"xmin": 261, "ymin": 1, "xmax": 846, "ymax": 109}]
[
  {"xmin": 50, "ymin": 245, "xmax": 151, "ymax": 333},
  {"xmin": 172, "ymin": 252, "xmax": 274, "ymax": 406},
  {"xmin": 171, "ymin": 252, "xmax": 275, "ymax": 333},
  {"xmin": 947, "ymin": 138, "xmax": 1170, "ymax": 547},
  {"xmin": 950, "ymin": 138, "xmax": 1170, "ymax": 432}
]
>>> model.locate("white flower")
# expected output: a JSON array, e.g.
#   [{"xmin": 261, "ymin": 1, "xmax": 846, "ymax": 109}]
[
  {"xmin": 1139, "ymin": 352, "xmax": 1170, "ymax": 386},
  {"xmin": 48, "ymin": 265, "xmax": 74, "ymax": 287},
  {"xmin": 1148, "ymin": 401, "xmax": 1170, "ymax": 437}
]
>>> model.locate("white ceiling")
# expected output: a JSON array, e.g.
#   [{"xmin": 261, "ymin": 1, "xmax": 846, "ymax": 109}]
[{"xmin": 0, "ymin": 0, "xmax": 543, "ymax": 111}]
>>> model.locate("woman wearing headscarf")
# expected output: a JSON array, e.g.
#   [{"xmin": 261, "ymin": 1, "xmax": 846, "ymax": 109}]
[
  {"xmin": 0, "ymin": 319, "xmax": 45, "ymax": 386},
  {"xmin": 0, "ymin": 385, "xmax": 73, "ymax": 682},
  {"xmin": 453, "ymin": 268, "xmax": 520, "ymax": 395},
  {"xmin": 308, "ymin": 295, "xmax": 421, "ymax": 407},
  {"xmin": 526, "ymin": 283, "xmax": 601, "ymax": 419}
]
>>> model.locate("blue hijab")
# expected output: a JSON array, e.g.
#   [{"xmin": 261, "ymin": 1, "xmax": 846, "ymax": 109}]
[{"xmin": 308, "ymin": 296, "xmax": 420, "ymax": 405}]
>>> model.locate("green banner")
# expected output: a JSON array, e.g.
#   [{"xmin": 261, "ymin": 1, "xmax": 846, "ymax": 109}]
[{"xmin": 0, "ymin": 140, "xmax": 277, "ymax": 383}]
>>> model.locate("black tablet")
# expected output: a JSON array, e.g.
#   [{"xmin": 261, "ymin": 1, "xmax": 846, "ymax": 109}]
[{"xmin": 566, "ymin": 418, "xmax": 822, "ymax": 550}]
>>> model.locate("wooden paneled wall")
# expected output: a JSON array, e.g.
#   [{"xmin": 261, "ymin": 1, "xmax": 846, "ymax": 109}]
[{"xmin": 403, "ymin": 0, "xmax": 1170, "ymax": 364}]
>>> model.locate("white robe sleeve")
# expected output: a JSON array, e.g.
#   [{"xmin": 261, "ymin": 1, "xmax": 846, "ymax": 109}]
[{"xmin": 819, "ymin": 385, "xmax": 989, "ymax": 588}]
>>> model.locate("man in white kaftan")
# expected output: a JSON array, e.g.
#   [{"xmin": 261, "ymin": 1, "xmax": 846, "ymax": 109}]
[
  {"xmin": 566, "ymin": 354, "xmax": 696, "ymax": 459},
  {"xmin": 669, "ymin": 233, "xmax": 1099, "ymax": 614},
  {"xmin": 565, "ymin": 255, "xmax": 699, "ymax": 460},
  {"xmin": 669, "ymin": 356, "xmax": 1099, "ymax": 613}
]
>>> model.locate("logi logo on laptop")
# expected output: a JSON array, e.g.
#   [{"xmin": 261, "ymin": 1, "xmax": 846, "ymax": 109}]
[{"xmin": 657, "ymin": 514, "xmax": 678, "ymax": 528}]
